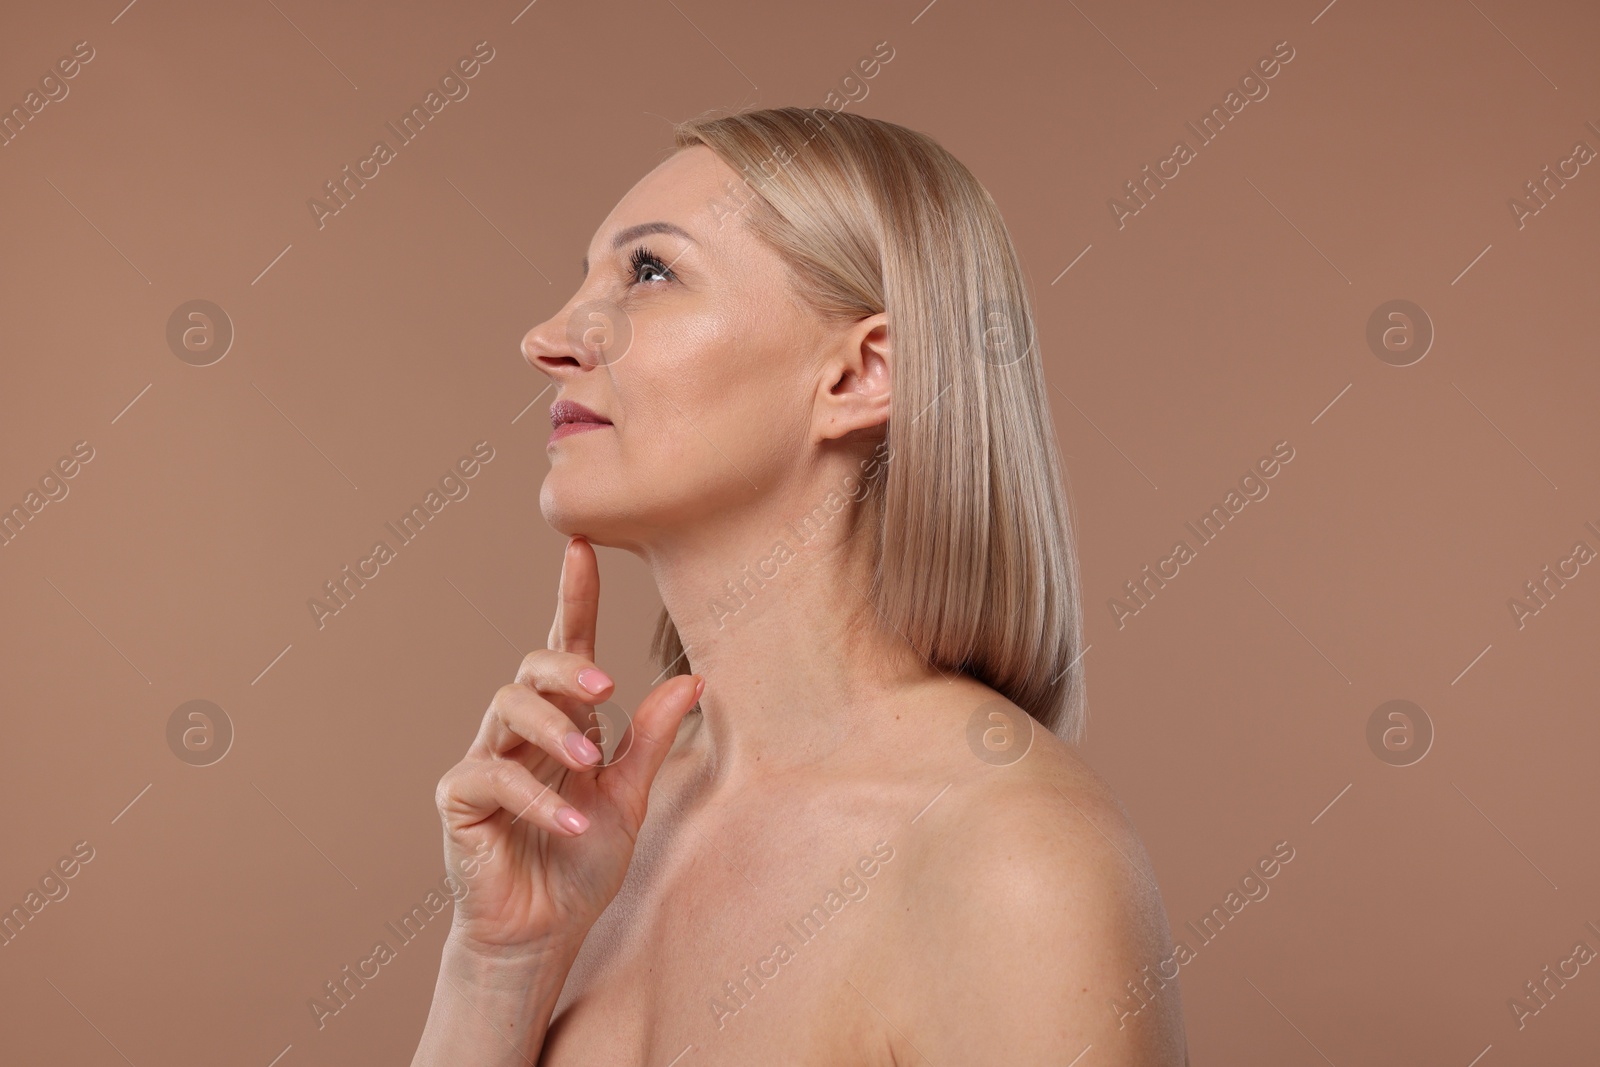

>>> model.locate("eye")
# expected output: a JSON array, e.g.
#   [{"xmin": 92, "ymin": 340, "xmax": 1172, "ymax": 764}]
[{"xmin": 626, "ymin": 245, "xmax": 675, "ymax": 287}]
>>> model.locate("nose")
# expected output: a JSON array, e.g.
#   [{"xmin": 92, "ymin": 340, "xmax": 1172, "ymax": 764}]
[
  {"xmin": 521, "ymin": 306, "xmax": 587, "ymax": 382},
  {"xmin": 524, "ymin": 299, "xmax": 634, "ymax": 380}
]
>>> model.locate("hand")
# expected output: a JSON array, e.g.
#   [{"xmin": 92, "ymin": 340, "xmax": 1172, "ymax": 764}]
[{"xmin": 431, "ymin": 536, "xmax": 701, "ymax": 963}]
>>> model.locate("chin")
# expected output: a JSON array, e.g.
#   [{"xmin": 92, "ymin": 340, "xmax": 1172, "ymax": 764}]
[
  {"xmin": 539, "ymin": 477, "xmax": 585, "ymax": 537},
  {"xmin": 539, "ymin": 475, "xmax": 620, "ymax": 544},
  {"xmin": 540, "ymin": 477, "xmax": 668, "ymax": 557}
]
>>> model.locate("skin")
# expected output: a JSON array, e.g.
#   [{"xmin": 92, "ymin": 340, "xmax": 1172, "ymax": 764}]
[{"xmin": 412, "ymin": 145, "xmax": 1188, "ymax": 1065}]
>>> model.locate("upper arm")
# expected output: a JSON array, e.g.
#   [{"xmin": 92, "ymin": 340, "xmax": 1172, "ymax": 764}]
[{"xmin": 878, "ymin": 772, "xmax": 1187, "ymax": 1065}]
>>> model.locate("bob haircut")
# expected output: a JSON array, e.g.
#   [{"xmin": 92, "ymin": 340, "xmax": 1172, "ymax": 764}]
[{"xmin": 650, "ymin": 106, "xmax": 1087, "ymax": 742}]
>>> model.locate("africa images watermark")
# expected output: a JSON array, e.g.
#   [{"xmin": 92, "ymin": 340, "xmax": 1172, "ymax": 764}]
[
  {"xmin": 1108, "ymin": 440, "xmax": 1296, "ymax": 629},
  {"xmin": 706, "ymin": 40, "xmax": 897, "ymax": 236},
  {"xmin": 1108, "ymin": 39, "xmax": 1297, "ymax": 229},
  {"xmin": 0, "ymin": 39, "xmax": 96, "ymax": 149},
  {"xmin": 306, "ymin": 41, "xmax": 497, "ymax": 230},
  {"xmin": 307, "ymin": 441, "xmax": 496, "ymax": 630},
  {"xmin": 706, "ymin": 439, "xmax": 894, "ymax": 630},
  {"xmin": 1112, "ymin": 839, "xmax": 1297, "ymax": 1029},
  {"xmin": 1506, "ymin": 119, "xmax": 1599, "ymax": 231},
  {"xmin": 1505, "ymin": 919, "xmax": 1600, "ymax": 1032},
  {"xmin": 0, "ymin": 440, "xmax": 96, "ymax": 550},
  {"xmin": 307, "ymin": 840, "xmax": 494, "ymax": 1030},
  {"xmin": 0, "ymin": 840, "xmax": 97, "ymax": 949},
  {"xmin": 1506, "ymin": 518, "xmax": 1599, "ymax": 631},
  {"xmin": 708, "ymin": 838, "xmax": 896, "ymax": 1031}
]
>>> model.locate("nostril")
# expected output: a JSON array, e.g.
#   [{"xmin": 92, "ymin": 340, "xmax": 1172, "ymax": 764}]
[
  {"xmin": 522, "ymin": 316, "xmax": 592, "ymax": 375},
  {"xmin": 521, "ymin": 327, "xmax": 577, "ymax": 373}
]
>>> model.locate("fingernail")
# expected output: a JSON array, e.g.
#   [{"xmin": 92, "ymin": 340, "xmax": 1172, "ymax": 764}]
[
  {"xmin": 694, "ymin": 676, "xmax": 706, "ymax": 701},
  {"xmin": 578, "ymin": 668, "xmax": 612, "ymax": 694},
  {"xmin": 556, "ymin": 806, "xmax": 589, "ymax": 834},
  {"xmin": 565, "ymin": 730, "xmax": 602, "ymax": 765}
]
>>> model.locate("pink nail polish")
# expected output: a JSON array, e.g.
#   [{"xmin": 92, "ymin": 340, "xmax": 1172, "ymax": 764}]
[
  {"xmin": 565, "ymin": 730, "xmax": 601, "ymax": 765},
  {"xmin": 556, "ymin": 806, "xmax": 589, "ymax": 834},
  {"xmin": 578, "ymin": 668, "xmax": 612, "ymax": 694}
]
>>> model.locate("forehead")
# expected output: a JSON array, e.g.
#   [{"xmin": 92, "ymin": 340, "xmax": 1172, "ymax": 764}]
[{"xmin": 590, "ymin": 144, "xmax": 742, "ymax": 253}]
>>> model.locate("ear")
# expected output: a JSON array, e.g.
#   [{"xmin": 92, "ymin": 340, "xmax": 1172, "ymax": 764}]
[{"xmin": 814, "ymin": 312, "xmax": 891, "ymax": 444}]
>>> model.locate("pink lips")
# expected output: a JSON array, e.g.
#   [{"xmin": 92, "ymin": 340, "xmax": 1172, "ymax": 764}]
[{"xmin": 549, "ymin": 399, "xmax": 612, "ymax": 444}]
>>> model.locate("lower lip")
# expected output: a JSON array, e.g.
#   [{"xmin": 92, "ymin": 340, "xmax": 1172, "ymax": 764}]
[{"xmin": 549, "ymin": 421, "xmax": 611, "ymax": 444}]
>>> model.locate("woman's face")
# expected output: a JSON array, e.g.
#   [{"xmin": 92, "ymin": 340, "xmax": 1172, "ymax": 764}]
[{"xmin": 523, "ymin": 145, "xmax": 835, "ymax": 550}]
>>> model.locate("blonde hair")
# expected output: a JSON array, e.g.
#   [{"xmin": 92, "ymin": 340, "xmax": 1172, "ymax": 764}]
[{"xmin": 652, "ymin": 106, "xmax": 1087, "ymax": 742}]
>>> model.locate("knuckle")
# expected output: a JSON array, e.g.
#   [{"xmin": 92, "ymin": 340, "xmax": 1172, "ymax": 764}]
[
  {"xmin": 487, "ymin": 759, "xmax": 539, "ymax": 807},
  {"xmin": 486, "ymin": 758, "xmax": 520, "ymax": 790},
  {"xmin": 631, "ymin": 719, "xmax": 664, "ymax": 749},
  {"xmin": 524, "ymin": 648, "xmax": 583, "ymax": 694},
  {"xmin": 520, "ymin": 648, "xmax": 552, "ymax": 680},
  {"xmin": 491, "ymin": 682, "xmax": 525, "ymax": 711},
  {"xmin": 497, "ymin": 685, "xmax": 565, "ymax": 746},
  {"xmin": 433, "ymin": 766, "xmax": 461, "ymax": 810},
  {"xmin": 476, "ymin": 686, "xmax": 519, "ymax": 740},
  {"xmin": 539, "ymin": 706, "xmax": 572, "ymax": 745}
]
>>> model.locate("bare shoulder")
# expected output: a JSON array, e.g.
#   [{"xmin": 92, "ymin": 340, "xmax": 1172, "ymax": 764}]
[{"xmin": 863, "ymin": 686, "xmax": 1188, "ymax": 1065}]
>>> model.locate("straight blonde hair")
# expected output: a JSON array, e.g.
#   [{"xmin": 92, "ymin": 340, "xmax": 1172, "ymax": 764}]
[{"xmin": 653, "ymin": 106, "xmax": 1087, "ymax": 742}]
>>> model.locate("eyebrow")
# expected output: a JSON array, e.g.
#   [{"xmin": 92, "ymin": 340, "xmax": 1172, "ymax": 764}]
[{"xmin": 581, "ymin": 221, "xmax": 695, "ymax": 278}]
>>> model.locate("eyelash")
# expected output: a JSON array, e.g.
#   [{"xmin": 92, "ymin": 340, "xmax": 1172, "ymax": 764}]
[{"xmin": 625, "ymin": 245, "xmax": 675, "ymax": 287}]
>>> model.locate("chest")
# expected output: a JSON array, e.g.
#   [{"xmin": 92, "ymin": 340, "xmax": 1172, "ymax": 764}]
[{"xmin": 538, "ymin": 787, "xmax": 906, "ymax": 1065}]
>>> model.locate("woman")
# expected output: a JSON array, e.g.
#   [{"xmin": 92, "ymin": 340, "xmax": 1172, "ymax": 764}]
[{"xmin": 412, "ymin": 107, "xmax": 1187, "ymax": 1065}]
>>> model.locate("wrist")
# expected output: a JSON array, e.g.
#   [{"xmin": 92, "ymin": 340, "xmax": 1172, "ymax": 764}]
[
  {"xmin": 412, "ymin": 932, "xmax": 579, "ymax": 1066},
  {"xmin": 441, "ymin": 929, "xmax": 579, "ymax": 986}
]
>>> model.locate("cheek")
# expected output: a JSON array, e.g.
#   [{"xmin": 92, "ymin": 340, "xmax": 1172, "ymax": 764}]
[{"xmin": 618, "ymin": 313, "xmax": 787, "ymax": 452}]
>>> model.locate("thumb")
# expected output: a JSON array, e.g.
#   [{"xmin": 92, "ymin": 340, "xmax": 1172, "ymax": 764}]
[{"xmin": 600, "ymin": 674, "xmax": 702, "ymax": 826}]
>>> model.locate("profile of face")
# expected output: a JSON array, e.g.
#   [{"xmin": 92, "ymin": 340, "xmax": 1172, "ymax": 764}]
[{"xmin": 521, "ymin": 145, "xmax": 889, "ymax": 553}]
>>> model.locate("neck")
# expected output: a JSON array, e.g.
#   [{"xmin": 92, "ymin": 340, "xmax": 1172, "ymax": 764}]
[{"xmin": 635, "ymin": 472, "xmax": 943, "ymax": 786}]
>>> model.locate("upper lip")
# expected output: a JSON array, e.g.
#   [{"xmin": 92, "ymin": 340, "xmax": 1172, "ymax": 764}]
[{"xmin": 550, "ymin": 400, "xmax": 612, "ymax": 429}]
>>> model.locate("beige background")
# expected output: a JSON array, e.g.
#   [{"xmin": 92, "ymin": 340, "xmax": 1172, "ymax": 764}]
[{"xmin": 3, "ymin": 0, "xmax": 1598, "ymax": 1062}]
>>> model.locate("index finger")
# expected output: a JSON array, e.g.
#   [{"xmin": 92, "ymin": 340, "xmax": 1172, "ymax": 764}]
[{"xmin": 547, "ymin": 536, "xmax": 599, "ymax": 660}]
